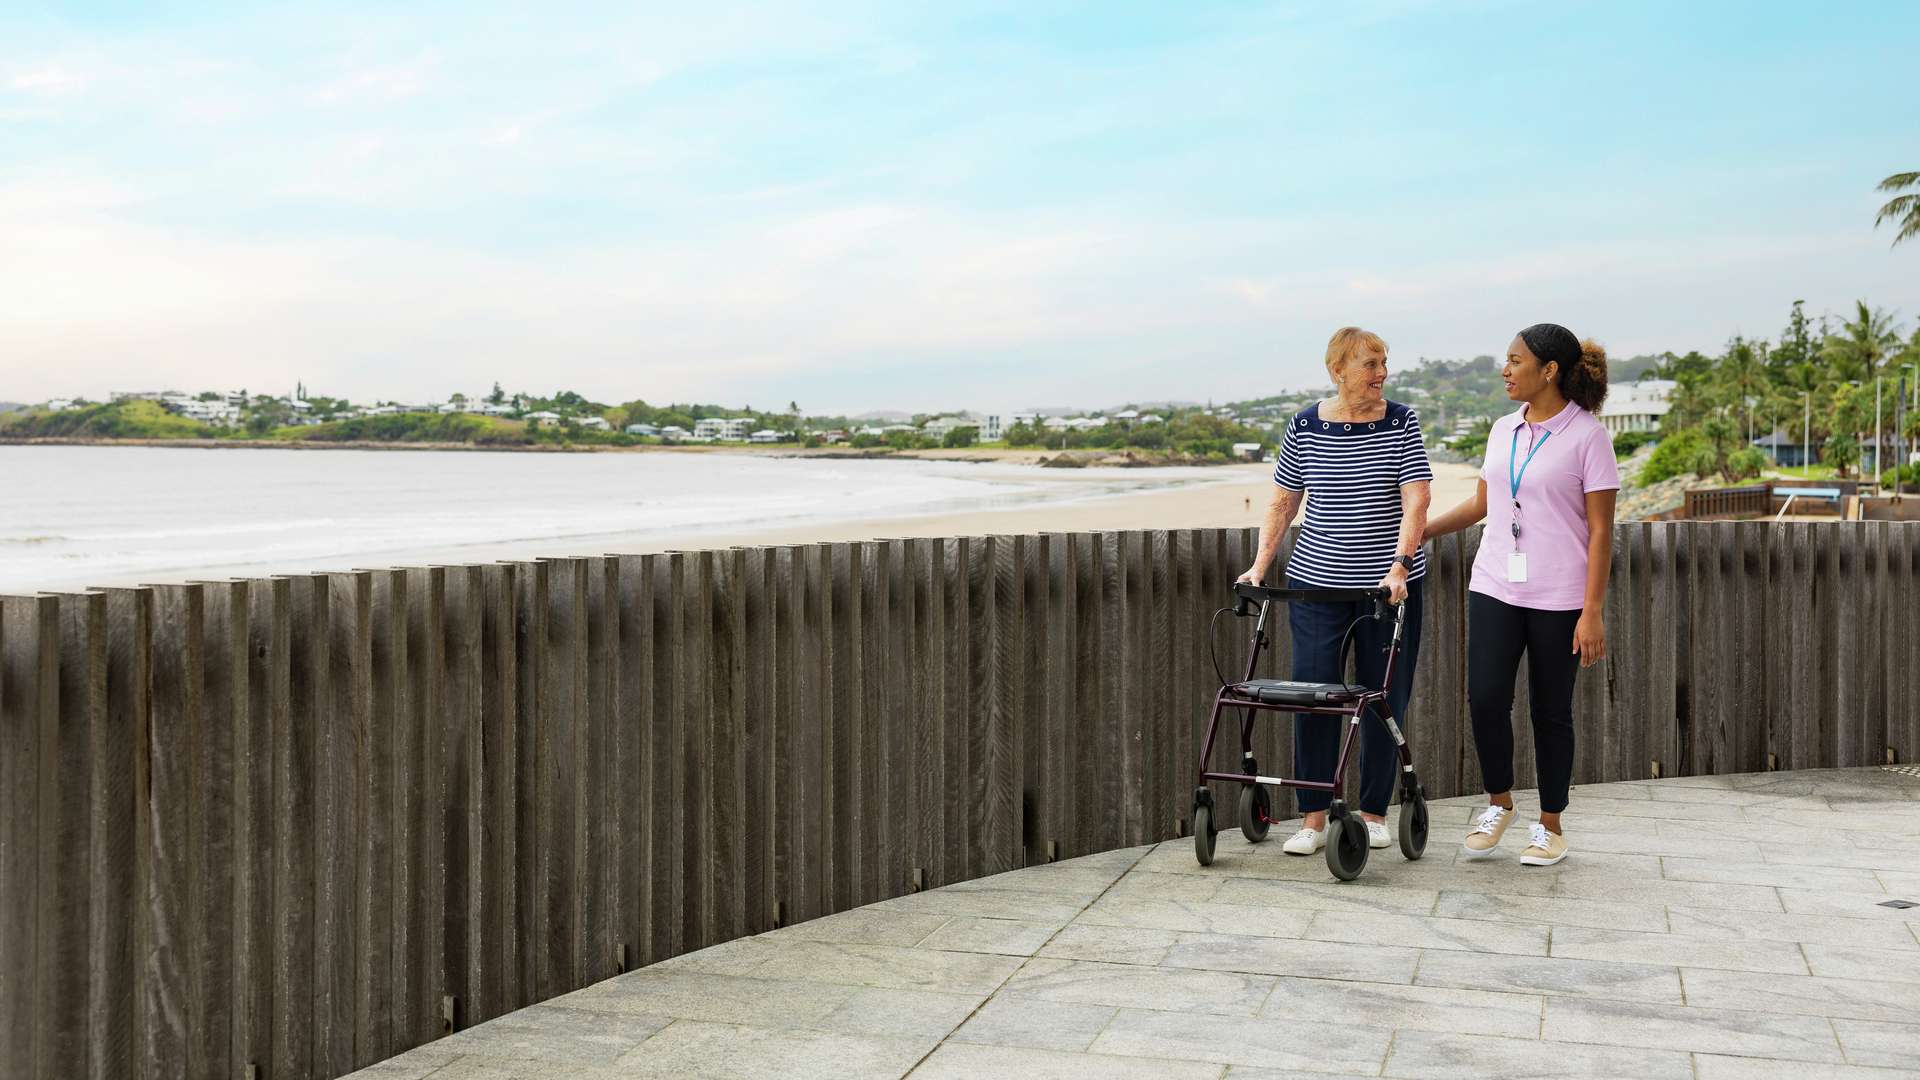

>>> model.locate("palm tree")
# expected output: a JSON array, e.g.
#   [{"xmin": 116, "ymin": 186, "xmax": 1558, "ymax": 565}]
[
  {"xmin": 1822, "ymin": 301, "xmax": 1903, "ymax": 382},
  {"xmin": 1877, "ymin": 172, "xmax": 1920, "ymax": 246},
  {"xmin": 1719, "ymin": 337, "xmax": 1767, "ymax": 443}
]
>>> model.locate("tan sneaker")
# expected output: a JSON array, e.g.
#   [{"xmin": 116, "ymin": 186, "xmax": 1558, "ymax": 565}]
[
  {"xmin": 1462, "ymin": 805, "xmax": 1515, "ymax": 858},
  {"xmin": 1519, "ymin": 823, "xmax": 1568, "ymax": 867}
]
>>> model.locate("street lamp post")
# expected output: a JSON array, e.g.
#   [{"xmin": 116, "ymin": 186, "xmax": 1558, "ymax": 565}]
[{"xmin": 1899, "ymin": 364, "xmax": 1917, "ymax": 502}]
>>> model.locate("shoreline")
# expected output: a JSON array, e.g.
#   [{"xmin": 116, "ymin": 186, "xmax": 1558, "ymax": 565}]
[
  {"xmin": 0, "ymin": 436, "xmax": 1216, "ymax": 467},
  {"xmin": 2, "ymin": 461, "xmax": 1485, "ymax": 592}
]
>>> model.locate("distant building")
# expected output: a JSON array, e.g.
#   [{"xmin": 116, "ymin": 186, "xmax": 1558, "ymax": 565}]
[
  {"xmin": 625, "ymin": 423, "xmax": 660, "ymax": 437},
  {"xmin": 1752, "ymin": 429, "xmax": 1814, "ymax": 469},
  {"xmin": 525, "ymin": 410, "xmax": 563, "ymax": 424},
  {"xmin": 110, "ymin": 391, "xmax": 167, "ymax": 402},
  {"xmin": 173, "ymin": 399, "xmax": 241, "ymax": 426},
  {"xmin": 921, "ymin": 416, "xmax": 976, "ymax": 440},
  {"xmin": 1231, "ymin": 442, "xmax": 1265, "ymax": 461},
  {"xmin": 45, "ymin": 398, "xmax": 77, "ymax": 411},
  {"xmin": 658, "ymin": 425, "xmax": 691, "ymax": 441},
  {"xmin": 693, "ymin": 417, "xmax": 752, "ymax": 441},
  {"xmin": 1113, "ymin": 409, "xmax": 1139, "ymax": 423},
  {"xmin": 1138, "ymin": 413, "xmax": 1164, "ymax": 424},
  {"xmin": 1599, "ymin": 379, "xmax": 1675, "ymax": 435},
  {"xmin": 576, "ymin": 416, "xmax": 610, "ymax": 431},
  {"xmin": 749, "ymin": 429, "xmax": 782, "ymax": 443}
]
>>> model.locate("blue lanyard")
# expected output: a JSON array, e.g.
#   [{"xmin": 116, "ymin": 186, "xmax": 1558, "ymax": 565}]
[{"xmin": 1509, "ymin": 423, "xmax": 1551, "ymax": 502}]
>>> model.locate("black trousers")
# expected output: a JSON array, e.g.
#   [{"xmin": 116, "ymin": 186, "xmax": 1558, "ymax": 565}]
[
  {"xmin": 1467, "ymin": 591, "xmax": 1582, "ymax": 814},
  {"xmin": 1288, "ymin": 576, "xmax": 1424, "ymax": 817}
]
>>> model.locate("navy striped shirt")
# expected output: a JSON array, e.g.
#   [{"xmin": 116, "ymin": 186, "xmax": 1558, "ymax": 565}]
[{"xmin": 1272, "ymin": 400, "xmax": 1433, "ymax": 589}]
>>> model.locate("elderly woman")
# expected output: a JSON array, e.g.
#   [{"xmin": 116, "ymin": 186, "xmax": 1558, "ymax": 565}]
[{"xmin": 1237, "ymin": 327, "xmax": 1432, "ymax": 855}]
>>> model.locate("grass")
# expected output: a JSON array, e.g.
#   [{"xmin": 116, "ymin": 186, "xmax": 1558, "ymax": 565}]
[{"xmin": 1764, "ymin": 464, "xmax": 1839, "ymax": 481}]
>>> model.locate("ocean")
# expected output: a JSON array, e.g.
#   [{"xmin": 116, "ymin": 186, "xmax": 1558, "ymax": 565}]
[{"xmin": 0, "ymin": 445, "xmax": 1230, "ymax": 593}]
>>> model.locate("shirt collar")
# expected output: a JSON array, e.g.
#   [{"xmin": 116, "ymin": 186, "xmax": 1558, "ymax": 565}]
[{"xmin": 1513, "ymin": 401, "xmax": 1581, "ymax": 435}]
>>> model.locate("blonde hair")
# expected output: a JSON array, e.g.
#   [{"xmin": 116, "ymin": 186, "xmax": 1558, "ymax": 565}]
[{"xmin": 1325, "ymin": 327, "xmax": 1387, "ymax": 378}]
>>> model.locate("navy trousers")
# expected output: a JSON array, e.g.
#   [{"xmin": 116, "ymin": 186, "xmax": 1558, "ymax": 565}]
[{"xmin": 1287, "ymin": 576, "xmax": 1425, "ymax": 817}]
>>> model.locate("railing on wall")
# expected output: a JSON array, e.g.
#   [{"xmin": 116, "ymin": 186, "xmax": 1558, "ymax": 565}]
[
  {"xmin": 2, "ymin": 522, "xmax": 1916, "ymax": 1079},
  {"xmin": 1683, "ymin": 483, "xmax": 1773, "ymax": 520}
]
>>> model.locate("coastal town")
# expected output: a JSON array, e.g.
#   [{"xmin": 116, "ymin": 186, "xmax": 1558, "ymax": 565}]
[{"xmin": 10, "ymin": 301, "xmax": 1920, "ymax": 523}]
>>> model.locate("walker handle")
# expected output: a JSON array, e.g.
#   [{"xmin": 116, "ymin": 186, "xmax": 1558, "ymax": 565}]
[{"xmin": 1231, "ymin": 583, "xmax": 1392, "ymax": 619}]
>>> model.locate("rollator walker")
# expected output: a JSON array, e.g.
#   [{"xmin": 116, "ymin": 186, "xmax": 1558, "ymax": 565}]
[{"xmin": 1190, "ymin": 582, "xmax": 1430, "ymax": 880}]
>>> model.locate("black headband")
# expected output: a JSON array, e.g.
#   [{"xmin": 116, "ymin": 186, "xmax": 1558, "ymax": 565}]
[{"xmin": 1518, "ymin": 323, "xmax": 1581, "ymax": 374}]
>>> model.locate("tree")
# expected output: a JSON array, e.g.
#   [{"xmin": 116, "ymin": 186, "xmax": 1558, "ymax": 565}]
[
  {"xmin": 1003, "ymin": 421, "xmax": 1045, "ymax": 447},
  {"xmin": 1875, "ymin": 171, "xmax": 1920, "ymax": 247},
  {"xmin": 942, "ymin": 426, "xmax": 978, "ymax": 449},
  {"xmin": 487, "ymin": 382, "xmax": 506, "ymax": 405},
  {"xmin": 1773, "ymin": 300, "xmax": 1816, "ymax": 378},
  {"xmin": 1822, "ymin": 302, "xmax": 1902, "ymax": 383},
  {"xmin": 1719, "ymin": 337, "xmax": 1767, "ymax": 443},
  {"xmin": 1701, "ymin": 415, "xmax": 1740, "ymax": 480},
  {"xmin": 1823, "ymin": 432, "xmax": 1861, "ymax": 477},
  {"xmin": 1829, "ymin": 381, "xmax": 1874, "ymax": 438}
]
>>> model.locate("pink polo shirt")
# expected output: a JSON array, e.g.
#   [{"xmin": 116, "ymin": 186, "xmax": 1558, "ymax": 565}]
[{"xmin": 1468, "ymin": 402, "xmax": 1620, "ymax": 611}]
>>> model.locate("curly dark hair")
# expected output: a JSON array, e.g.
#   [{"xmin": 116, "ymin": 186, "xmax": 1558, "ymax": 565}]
[{"xmin": 1518, "ymin": 323, "xmax": 1609, "ymax": 412}]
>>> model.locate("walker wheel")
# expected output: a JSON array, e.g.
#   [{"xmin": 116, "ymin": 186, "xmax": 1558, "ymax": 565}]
[
  {"xmin": 1193, "ymin": 803, "xmax": 1216, "ymax": 866},
  {"xmin": 1238, "ymin": 783, "xmax": 1272, "ymax": 844},
  {"xmin": 1398, "ymin": 790, "xmax": 1429, "ymax": 861},
  {"xmin": 1326, "ymin": 807, "xmax": 1369, "ymax": 881}
]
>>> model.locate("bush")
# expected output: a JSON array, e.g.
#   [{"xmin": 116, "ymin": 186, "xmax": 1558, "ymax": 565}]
[
  {"xmin": 1612, "ymin": 430, "xmax": 1655, "ymax": 457},
  {"xmin": 1725, "ymin": 447, "xmax": 1768, "ymax": 482},
  {"xmin": 1877, "ymin": 463, "xmax": 1920, "ymax": 487},
  {"xmin": 942, "ymin": 426, "xmax": 978, "ymax": 448},
  {"xmin": 1637, "ymin": 428, "xmax": 1714, "ymax": 484}
]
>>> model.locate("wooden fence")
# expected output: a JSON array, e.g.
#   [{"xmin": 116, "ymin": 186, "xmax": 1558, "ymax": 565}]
[
  {"xmin": 2, "ymin": 522, "xmax": 1917, "ymax": 1079},
  {"xmin": 1682, "ymin": 483, "xmax": 1773, "ymax": 520}
]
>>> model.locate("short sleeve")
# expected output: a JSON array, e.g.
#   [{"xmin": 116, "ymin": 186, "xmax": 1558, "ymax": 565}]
[
  {"xmin": 1273, "ymin": 420, "xmax": 1305, "ymax": 491},
  {"xmin": 1397, "ymin": 408, "xmax": 1434, "ymax": 485},
  {"xmin": 1581, "ymin": 422, "xmax": 1622, "ymax": 493}
]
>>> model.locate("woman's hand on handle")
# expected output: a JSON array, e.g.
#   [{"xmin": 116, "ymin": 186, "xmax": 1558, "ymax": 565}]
[
  {"xmin": 1573, "ymin": 610, "xmax": 1606, "ymax": 668},
  {"xmin": 1377, "ymin": 565, "xmax": 1409, "ymax": 605}
]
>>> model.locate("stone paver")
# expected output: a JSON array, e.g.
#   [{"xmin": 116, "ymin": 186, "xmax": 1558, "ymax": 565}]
[{"xmin": 343, "ymin": 766, "xmax": 1920, "ymax": 1079}]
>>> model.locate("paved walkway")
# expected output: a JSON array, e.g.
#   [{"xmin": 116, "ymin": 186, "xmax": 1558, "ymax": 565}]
[{"xmin": 352, "ymin": 768, "xmax": 1920, "ymax": 1079}]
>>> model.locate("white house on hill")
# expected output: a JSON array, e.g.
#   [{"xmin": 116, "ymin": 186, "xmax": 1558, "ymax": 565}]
[{"xmin": 1599, "ymin": 379, "xmax": 1674, "ymax": 435}]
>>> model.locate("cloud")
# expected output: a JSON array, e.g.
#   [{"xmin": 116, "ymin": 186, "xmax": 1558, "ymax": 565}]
[
  {"xmin": 305, "ymin": 52, "xmax": 439, "ymax": 106},
  {"xmin": 9, "ymin": 64, "xmax": 88, "ymax": 95}
]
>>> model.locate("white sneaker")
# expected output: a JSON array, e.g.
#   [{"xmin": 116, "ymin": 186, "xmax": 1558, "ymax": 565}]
[
  {"xmin": 1519, "ymin": 823, "xmax": 1569, "ymax": 867},
  {"xmin": 1462, "ymin": 805, "xmax": 1514, "ymax": 859},
  {"xmin": 1282, "ymin": 827, "xmax": 1327, "ymax": 855},
  {"xmin": 1366, "ymin": 820, "xmax": 1390, "ymax": 849}
]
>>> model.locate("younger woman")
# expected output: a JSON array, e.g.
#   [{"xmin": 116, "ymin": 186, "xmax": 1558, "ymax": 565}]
[{"xmin": 1423, "ymin": 324, "xmax": 1617, "ymax": 866}]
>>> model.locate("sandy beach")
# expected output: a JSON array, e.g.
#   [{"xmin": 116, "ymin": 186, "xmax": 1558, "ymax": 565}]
[{"xmin": 634, "ymin": 460, "xmax": 1484, "ymax": 553}]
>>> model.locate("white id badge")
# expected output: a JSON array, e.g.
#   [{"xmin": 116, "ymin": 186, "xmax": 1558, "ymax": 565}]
[{"xmin": 1507, "ymin": 552, "xmax": 1529, "ymax": 583}]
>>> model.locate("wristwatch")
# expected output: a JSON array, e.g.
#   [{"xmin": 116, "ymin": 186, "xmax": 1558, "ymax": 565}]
[{"xmin": 1392, "ymin": 555, "xmax": 1416, "ymax": 572}]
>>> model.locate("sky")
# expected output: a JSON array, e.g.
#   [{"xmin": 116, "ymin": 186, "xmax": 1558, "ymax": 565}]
[{"xmin": 3, "ymin": 1, "xmax": 1917, "ymax": 413}]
